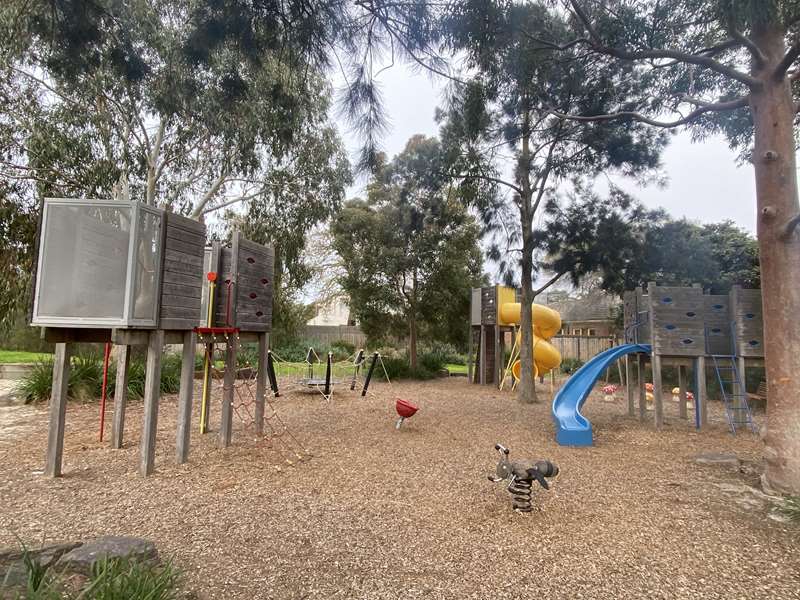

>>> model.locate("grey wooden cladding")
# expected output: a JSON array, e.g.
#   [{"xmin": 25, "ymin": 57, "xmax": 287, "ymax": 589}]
[
  {"xmin": 213, "ymin": 232, "xmax": 274, "ymax": 332},
  {"xmin": 646, "ymin": 285, "xmax": 706, "ymax": 356},
  {"xmin": 703, "ymin": 295, "xmax": 733, "ymax": 355},
  {"xmin": 480, "ymin": 287, "xmax": 497, "ymax": 325},
  {"xmin": 158, "ymin": 212, "xmax": 205, "ymax": 330},
  {"xmin": 731, "ymin": 286, "xmax": 765, "ymax": 357}
]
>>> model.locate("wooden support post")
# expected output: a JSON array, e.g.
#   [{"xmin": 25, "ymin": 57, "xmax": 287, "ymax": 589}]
[
  {"xmin": 678, "ymin": 365, "xmax": 688, "ymax": 420},
  {"xmin": 576, "ymin": 336, "xmax": 581, "ymax": 361},
  {"xmin": 254, "ymin": 332, "xmax": 267, "ymax": 436},
  {"xmin": 637, "ymin": 354, "xmax": 646, "ymax": 421},
  {"xmin": 140, "ymin": 330, "xmax": 164, "ymax": 476},
  {"xmin": 625, "ymin": 356, "xmax": 634, "ymax": 416},
  {"xmin": 494, "ymin": 325, "xmax": 502, "ymax": 385},
  {"xmin": 653, "ymin": 353, "xmax": 664, "ymax": 428},
  {"xmin": 696, "ymin": 355, "xmax": 708, "ymax": 428},
  {"xmin": 111, "ymin": 345, "xmax": 131, "ymax": 449},
  {"xmin": 45, "ymin": 343, "xmax": 72, "ymax": 477},
  {"xmin": 219, "ymin": 335, "xmax": 238, "ymax": 448},
  {"xmin": 176, "ymin": 330, "xmax": 196, "ymax": 464},
  {"xmin": 467, "ymin": 326, "xmax": 474, "ymax": 384},
  {"xmin": 479, "ymin": 326, "xmax": 486, "ymax": 385}
]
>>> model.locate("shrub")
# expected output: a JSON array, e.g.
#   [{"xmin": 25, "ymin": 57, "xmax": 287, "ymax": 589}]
[
  {"xmin": 272, "ymin": 339, "xmax": 317, "ymax": 363},
  {"xmin": 82, "ymin": 557, "xmax": 180, "ymax": 600},
  {"xmin": 379, "ymin": 356, "xmax": 411, "ymax": 380},
  {"xmin": 419, "ymin": 350, "xmax": 446, "ymax": 373},
  {"xmin": 330, "ymin": 339, "xmax": 356, "ymax": 361},
  {"xmin": 560, "ymin": 357, "xmax": 585, "ymax": 374},
  {"xmin": 778, "ymin": 496, "xmax": 800, "ymax": 523},
  {"xmin": 419, "ymin": 342, "xmax": 465, "ymax": 365},
  {"xmin": 17, "ymin": 351, "xmax": 183, "ymax": 403}
]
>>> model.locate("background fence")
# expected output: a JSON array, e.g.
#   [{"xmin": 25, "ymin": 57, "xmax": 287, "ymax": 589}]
[
  {"xmin": 301, "ymin": 325, "xmax": 368, "ymax": 348},
  {"xmin": 550, "ymin": 335, "xmax": 619, "ymax": 361}
]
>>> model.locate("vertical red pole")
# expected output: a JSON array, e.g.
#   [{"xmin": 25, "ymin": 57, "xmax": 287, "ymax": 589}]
[{"xmin": 99, "ymin": 342, "xmax": 111, "ymax": 442}]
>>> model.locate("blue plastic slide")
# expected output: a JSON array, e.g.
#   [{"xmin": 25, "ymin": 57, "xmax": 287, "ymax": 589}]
[{"xmin": 552, "ymin": 344, "xmax": 651, "ymax": 446}]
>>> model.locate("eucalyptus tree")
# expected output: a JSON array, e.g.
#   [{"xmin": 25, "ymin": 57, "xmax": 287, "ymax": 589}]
[
  {"xmin": 332, "ymin": 136, "xmax": 484, "ymax": 367},
  {"xmin": 537, "ymin": 0, "xmax": 800, "ymax": 493},
  {"xmin": 438, "ymin": 2, "xmax": 666, "ymax": 401}
]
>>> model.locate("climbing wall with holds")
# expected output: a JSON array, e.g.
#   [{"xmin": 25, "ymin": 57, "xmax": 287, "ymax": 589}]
[
  {"xmin": 647, "ymin": 284, "xmax": 706, "ymax": 356},
  {"xmin": 730, "ymin": 286, "xmax": 764, "ymax": 357},
  {"xmin": 703, "ymin": 295, "xmax": 733, "ymax": 355},
  {"xmin": 213, "ymin": 231, "xmax": 274, "ymax": 331}
]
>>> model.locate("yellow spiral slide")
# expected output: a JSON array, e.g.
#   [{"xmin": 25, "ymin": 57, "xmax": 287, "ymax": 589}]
[{"xmin": 495, "ymin": 287, "xmax": 562, "ymax": 383}]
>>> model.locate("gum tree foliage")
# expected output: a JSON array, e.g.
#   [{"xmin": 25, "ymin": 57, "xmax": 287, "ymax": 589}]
[
  {"xmin": 436, "ymin": 2, "xmax": 667, "ymax": 402},
  {"xmin": 331, "ymin": 136, "xmax": 484, "ymax": 368},
  {"xmin": 532, "ymin": 0, "xmax": 800, "ymax": 494},
  {"xmin": 0, "ymin": 0, "xmax": 350, "ymax": 336},
  {"xmin": 616, "ymin": 218, "xmax": 761, "ymax": 294}
]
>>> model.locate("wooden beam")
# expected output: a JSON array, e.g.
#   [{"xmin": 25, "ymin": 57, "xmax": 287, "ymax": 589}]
[
  {"xmin": 44, "ymin": 343, "xmax": 71, "ymax": 477},
  {"xmin": 44, "ymin": 327, "xmax": 111, "ymax": 343},
  {"xmin": 653, "ymin": 352, "xmax": 664, "ymax": 428},
  {"xmin": 175, "ymin": 330, "xmax": 196, "ymax": 464},
  {"xmin": 139, "ymin": 330, "xmax": 164, "ymax": 476},
  {"xmin": 479, "ymin": 326, "xmax": 486, "ymax": 385},
  {"xmin": 637, "ymin": 353, "xmax": 646, "ymax": 421},
  {"xmin": 625, "ymin": 355, "xmax": 634, "ymax": 417},
  {"xmin": 219, "ymin": 334, "xmax": 238, "ymax": 448},
  {"xmin": 678, "ymin": 365, "xmax": 688, "ymax": 420},
  {"xmin": 111, "ymin": 345, "xmax": 131, "ymax": 449},
  {"xmin": 696, "ymin": 355, "xmax": 708, "ymax": 428},
  {"xmin": 254, "ymin": 332, "xmax": 267, "ymax": 436}
]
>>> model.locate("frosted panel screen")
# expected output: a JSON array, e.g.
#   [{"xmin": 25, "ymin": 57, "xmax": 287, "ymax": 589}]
[
  {"xmin": 132, "ymin": 210, "xmax": 162, "ymax": 320},
  {"xmin": 37, "ymin": 203, "xmax": 131, "ymax": 319}
]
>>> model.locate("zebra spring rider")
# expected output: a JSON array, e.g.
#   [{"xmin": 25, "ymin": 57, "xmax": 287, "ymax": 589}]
[{"xmin": 487, "ymin": 444, "xmax": 559, "ymax": 513}]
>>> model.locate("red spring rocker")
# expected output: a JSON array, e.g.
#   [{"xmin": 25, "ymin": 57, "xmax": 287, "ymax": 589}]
[{"xmin": 395, "ymin": 398, "xmax": 418, "ymax": 430}]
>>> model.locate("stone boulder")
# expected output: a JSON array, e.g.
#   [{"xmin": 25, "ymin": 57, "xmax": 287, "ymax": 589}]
[{"xmin": 56, "ymin": 536, "xmax": 158, "ymax": 576}]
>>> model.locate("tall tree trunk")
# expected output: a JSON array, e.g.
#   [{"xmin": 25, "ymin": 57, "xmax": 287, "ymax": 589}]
[
  {"xmin": 517, "ymin": 117, "xmax": 537, "ymax": 403},
  {"xmin": 750, "ymin": 24, "xmax": 800, "ymax": 494},
  {"xmin": 409, "ymin": 315, "xmax": 418, "ymax": 370},
  {"xmin": 409, "ymin": 271, "xmax": 418, "ymax": 370}
]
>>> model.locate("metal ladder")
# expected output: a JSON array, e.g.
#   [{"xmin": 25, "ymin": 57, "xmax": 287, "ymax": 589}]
[{"xmin": 709, "ymin": 354, "xmax": 756, "ymax": 434}]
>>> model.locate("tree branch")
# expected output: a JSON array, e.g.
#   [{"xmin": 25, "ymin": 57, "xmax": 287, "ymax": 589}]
[
  {"xmin": 534, "ymin": 271, "xmax": 566, "ymax": 296},
  {"xmin": 445, "ymin": 171, "xmax": 524, "ymax": 196},
  {"xmin": 775, "ymin": 41, "xmax": 800, "ymax": 81},
  {"xmin": 567, "ymin": 0, "xmax": 761, "ymax": 88},
  {"xmin": 781, "ymin": 213, "xmax": 800, "ymax": 240},
  {"xmin": 547, "ymin": 95, "xmax": 749, "ymax": 128}
]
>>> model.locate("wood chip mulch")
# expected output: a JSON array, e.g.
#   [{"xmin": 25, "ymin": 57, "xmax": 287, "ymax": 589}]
[{"xmin": 0, "ymin": 378, "xmax": 797, "ymax": 599}]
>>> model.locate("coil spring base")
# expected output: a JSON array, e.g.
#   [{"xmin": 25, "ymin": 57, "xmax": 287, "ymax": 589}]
[{"xmin": 509, "ymin": 478, "xmax": 533, "ymax": 512}]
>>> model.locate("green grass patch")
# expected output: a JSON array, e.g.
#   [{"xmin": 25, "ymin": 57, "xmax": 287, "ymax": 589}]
[
  {"xmin": 446, "ymin": 363, "xmax": 468, "ymax": 374},
  {"xmin": 0, "ymin": 350, "xmax": 52, "ymax": 364}
]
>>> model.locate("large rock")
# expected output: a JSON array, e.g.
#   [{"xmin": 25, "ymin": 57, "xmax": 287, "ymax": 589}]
[
  {"xmin": 56, "ymin": 536, "xmax": 158, "ymax": 575},
  {"xmin": 0, "ymin": 541, "xmax": 81, "ymax": 586}
]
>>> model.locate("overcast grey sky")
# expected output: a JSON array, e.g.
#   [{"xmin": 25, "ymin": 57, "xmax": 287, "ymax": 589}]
[{"xmin": 334, "ymin": 63, "xmax": 758, "ymax": 233}]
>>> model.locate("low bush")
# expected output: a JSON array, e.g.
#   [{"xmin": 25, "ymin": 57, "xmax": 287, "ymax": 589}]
[
  {"xmin": 560, "ymin": 357, "xmax": 585, "ymax": 374},
  {"xmin": 778, "ymin": 496, "xmax": 800, "ymax": 523},
  {"xmin": 17, "ymin": 352, "xmax": 183, "ymax": 404},
  {"xmin": 330, "ymin": 339, "xmax": 357, "ymax": 361},
  {"xmin": 1, "ymin": 546, "xmax": 180, "ymax": 600}
]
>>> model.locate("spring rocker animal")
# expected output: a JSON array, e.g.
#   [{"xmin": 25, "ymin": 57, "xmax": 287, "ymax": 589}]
[{"xmin": 487, "ymin": 444, "xmax": 559, "ymax": 513}]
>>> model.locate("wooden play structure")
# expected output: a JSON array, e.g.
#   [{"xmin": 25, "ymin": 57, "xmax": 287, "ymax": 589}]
[
  {"xmin": 31, "ymin": 197, "xmax": 274, "ymax": 477},
  {"xmin": 623, "ymin": 283, "xmax": 764, "ymax": 433},
  {"xmin": 468, "ymin": 285, "xmax": 562, "ymax": 388}
]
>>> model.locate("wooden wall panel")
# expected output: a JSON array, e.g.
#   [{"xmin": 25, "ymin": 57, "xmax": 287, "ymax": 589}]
[{"xmin": 158, "ymin": 213, "xmax": 205, "ymax": 330}]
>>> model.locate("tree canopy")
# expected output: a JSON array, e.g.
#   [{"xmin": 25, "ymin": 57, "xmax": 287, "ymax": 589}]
[{"xmin": 331, "ymin": 135, "xmax": 484, "ymax": 367}]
